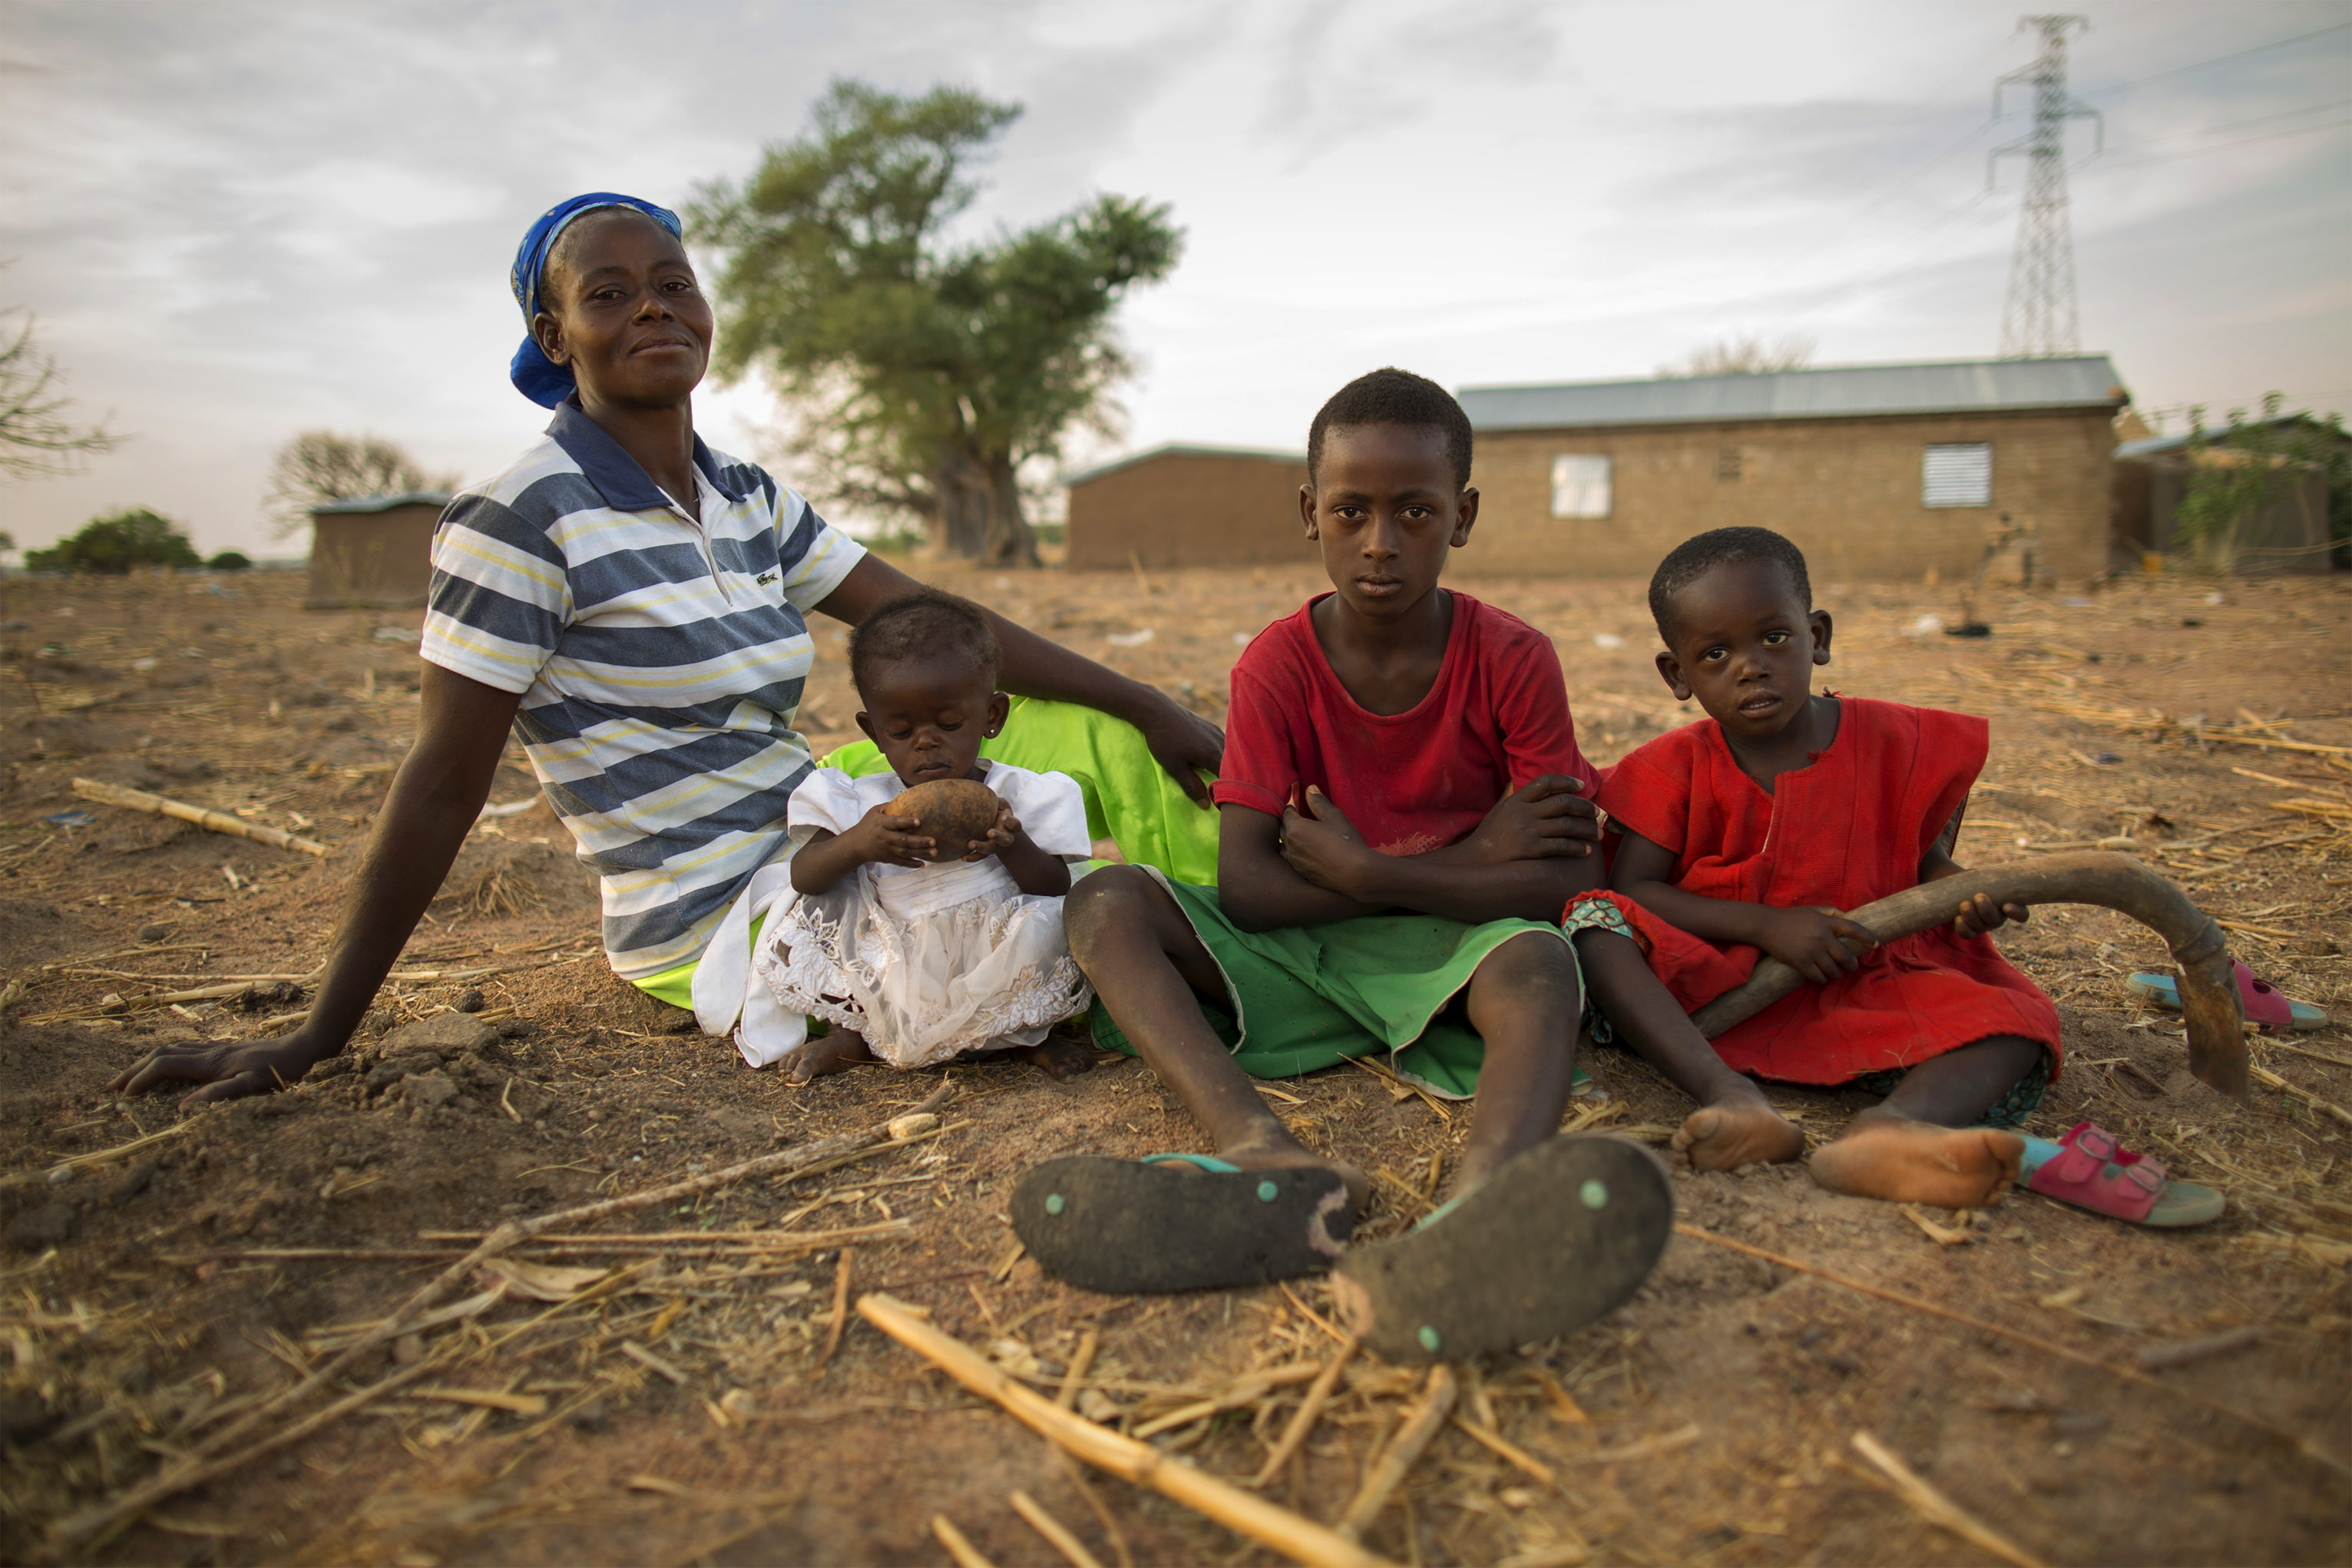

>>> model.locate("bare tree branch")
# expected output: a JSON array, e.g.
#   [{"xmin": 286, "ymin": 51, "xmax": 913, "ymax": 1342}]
[{"xmin": 0, "ymin": 308, "xmax": 121, "ymax": 478}]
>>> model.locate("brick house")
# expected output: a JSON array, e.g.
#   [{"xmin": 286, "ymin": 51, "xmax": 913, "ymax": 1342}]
[
  {"xmin": 1452, "ymin": 356, "xmax": 2130, "ymax": 584},
  {"xmin": 1063, "ymin": 445, "xmax": 1315, "ymax": 571}
]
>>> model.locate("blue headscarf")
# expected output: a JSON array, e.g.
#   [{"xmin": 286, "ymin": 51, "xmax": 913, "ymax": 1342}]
[{"xmin": 508, "ymin": 192, "xmax": 684, "ymax": 408}]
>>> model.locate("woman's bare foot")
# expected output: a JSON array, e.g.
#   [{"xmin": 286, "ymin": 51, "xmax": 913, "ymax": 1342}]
[
  {"xmin": 1010, "ymin": 1034, "xmax": 1097, "ymax": 1080},
  {"xmin": 786, "ymin": 1028, "xmax": 875, "ymax": 1085},
  {"xmin": 1809, "ymin": 1114, "xmax": 2023, "ymax": 1207},
  {"xmin": 1674, "ymin": 1100, "xmax": 1807, "ymax": 1172}
]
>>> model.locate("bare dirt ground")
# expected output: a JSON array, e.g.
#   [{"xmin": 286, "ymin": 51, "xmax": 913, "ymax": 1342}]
[{"xmin": 2, "ymin": 561, "xmax": 2348, "ymax": 1567}]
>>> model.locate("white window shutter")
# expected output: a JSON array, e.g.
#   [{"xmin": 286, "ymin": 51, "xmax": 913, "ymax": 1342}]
[
  {"xmin": 1922, "ymin": 442, "xmax": 1993, "ymax": 508},
  {"xmin": 1550, "ymin": 454, "xmax": 1613, "ymax": 519}
]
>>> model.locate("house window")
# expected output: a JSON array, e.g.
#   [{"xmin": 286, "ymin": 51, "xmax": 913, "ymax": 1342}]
[
  {"xmin": 1922, "ymin": 442, "xmax": 1993, "ymax": 508},
  {"xmin": 1715, "ymin": 446, "xmax": 1742, "ymax": 482},
  {"xmin": 1550, "ymin": 454, "xmax": 1612, "ymax": 519}
]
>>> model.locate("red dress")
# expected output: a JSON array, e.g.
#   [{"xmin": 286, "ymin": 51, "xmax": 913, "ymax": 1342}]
[
  {"xmin": 1593, "ymin": 697, "xmax": 2060, "ymax": 1085},
  {"xmin": 1212, "ymin": 592, "xmax": 1599, "ymax": 857}
]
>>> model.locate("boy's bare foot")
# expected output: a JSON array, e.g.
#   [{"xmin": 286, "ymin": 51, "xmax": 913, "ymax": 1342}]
[
  {"xmin": 1010, "ymin": 1035, "xmax": 1097, "ymax": 1080},
  {"xmin": 1674, "ymin": 1100, "xmax": 1806, "ymax": 1172},
  {"xmin": 786, "ymin": 1028, "xmax": 876, "ymax": 1085},
  {"xmin": 1808, "ymin": 1115, "xmax": 2023, "ymax": 1207}
]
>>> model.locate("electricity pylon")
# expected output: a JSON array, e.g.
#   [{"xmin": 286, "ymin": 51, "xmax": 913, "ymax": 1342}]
[{"xmin": 1990, "ymin": 15, "xmax": 2103, "ymax": 358}]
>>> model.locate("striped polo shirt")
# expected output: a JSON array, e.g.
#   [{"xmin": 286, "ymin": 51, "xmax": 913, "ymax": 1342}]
[{"xmin": 421, "ymin": 402, "xmax": 866, "ymax": 979}]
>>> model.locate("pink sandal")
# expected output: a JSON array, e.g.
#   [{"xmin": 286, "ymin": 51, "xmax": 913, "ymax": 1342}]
[{"xmin": 2020, "ymin": 1122, "xmax": 2224, "ymax": 1227}]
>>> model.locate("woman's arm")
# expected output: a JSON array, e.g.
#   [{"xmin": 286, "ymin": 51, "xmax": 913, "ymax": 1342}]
[
  {"xmin": 1613, "ymin": 826, "xmax": 1876, "ymax": 986},
  {"xmin": 812, "ymin": 554, "xmax": 1224, "ymax": 802},
  {"xmin": 108, "ymin": 663, "xmax": 522, "ymax": 1103}
]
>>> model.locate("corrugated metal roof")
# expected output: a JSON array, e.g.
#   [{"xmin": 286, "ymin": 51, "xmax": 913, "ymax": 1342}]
[
  {"xmin": 310, "ymin": 491, "xmax": 454, "ymax": 514},
  {"xmin": 2115, "ymin": 415, "xmax": 2348, "ymax": 460},
  {"xmin": 1062, "ymin": 443, "xmax": 1306, "ymax": 488},
  {"xmin": 1458, "ymin": 356, "xmax": 2126, "ymax": 432}
]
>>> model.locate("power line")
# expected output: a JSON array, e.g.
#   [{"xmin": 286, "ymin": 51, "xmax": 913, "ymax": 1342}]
[
  {"xmin": 2078, "ymin": 111, "xmax": 2352, "ymax": 174},
  {"xmin": 2079, "ymin": 18, "xmax": 2352, "ymax": 99}
]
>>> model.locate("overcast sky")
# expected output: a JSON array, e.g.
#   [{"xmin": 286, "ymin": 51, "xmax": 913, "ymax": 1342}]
[{"xmin": 3, "ymin": 0, "xmax": 2347, "ymax": 555}]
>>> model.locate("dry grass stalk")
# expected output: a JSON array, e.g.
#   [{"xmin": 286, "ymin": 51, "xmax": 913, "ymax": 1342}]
[
  {"xmin": 933, "ymin": 1513, "xmax": 1000, "ymax": 1568},
  {"xmin": 817, "ymin": 1247, "xmax": 855, "ymax": 1369},
  {"xmin": 1850, "ymin": 1430, "xmax": 2049, "ymax": 1568},
  {"xmin": 1338, "ymin": 1364, "xmax": 1457, "ymax": 1543},
  {"xmin": 1011, "ymin": 1488, "xmax": 1108, "ymax": 1568},
  {"xmin": 1252, "ymin": 1335, "xmax": 1358, "ymax": 1488},
  {"xmin": 53, "ymin": 1084, "xmax": 953, "ymax": 1547},
  {"xmin": 72, "ymin": 776, "xmax": 329, "ymax": 856},
  {"xmin": 1676, "ymin": 1222, "xmax": 2347, "ymax": 1477},
  {"xmin": 857, "ymin": 1293, "xmax": 1401, "ymax": 1568},
  {"xmin": 1057, "ymin": 1326, "xmax": 1101, "ymax": 1411},
  {"xmin": 1, "ymin": 1120, "xmax": 186, "ymax": 1188},
  {"xmin": 1450, "ymin": 1414, "xmax": 1555, "ymax": 1485},
  {"xmin": 2250, "ymin": 1062, "xmax": 2352, "ymax": 1126},
  {"xmin": 1052, "ymin": 1445, "xmax": 1135, "ymax": 1568}
]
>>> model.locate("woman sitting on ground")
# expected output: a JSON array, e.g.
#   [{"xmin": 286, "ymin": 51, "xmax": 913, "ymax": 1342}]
[{"xmin": 110, "ymin": 191, "xmax": 1219, "ymax": 1104}]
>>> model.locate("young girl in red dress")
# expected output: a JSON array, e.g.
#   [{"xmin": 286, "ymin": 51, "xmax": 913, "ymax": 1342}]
[{"xmin": 1587, "ymin": 528, "xmax": 2220, "ymax": 1224}]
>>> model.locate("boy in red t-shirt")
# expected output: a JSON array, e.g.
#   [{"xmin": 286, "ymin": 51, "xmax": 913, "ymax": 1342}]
[{"xmin": 1011, "ymin": 369, "xmax": 1676, "ymax": 1364}]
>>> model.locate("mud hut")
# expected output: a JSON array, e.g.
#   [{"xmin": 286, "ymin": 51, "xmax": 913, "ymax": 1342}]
[
  {"xmin": 1063, "ymin": 445, "xmax": 1315, "ymax": 571},
  {"xmin": 304, "ymin": 491, "xmax": 452, "ymax": 609}
]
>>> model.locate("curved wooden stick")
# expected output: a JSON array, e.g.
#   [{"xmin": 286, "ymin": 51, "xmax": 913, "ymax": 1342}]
[{"xmin": 1687, "ymin": 851, "xmax": 2247, "ymax": 1101}]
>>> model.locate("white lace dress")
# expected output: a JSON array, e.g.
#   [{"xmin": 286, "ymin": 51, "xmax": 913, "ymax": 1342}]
[{"xmin": 753, "ymin": 762, "xmax": 1095, "ymax": 1070}]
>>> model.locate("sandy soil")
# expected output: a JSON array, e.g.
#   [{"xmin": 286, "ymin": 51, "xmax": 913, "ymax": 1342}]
[{"xmin": 1, "ymin": 561, "xmax": 2347, "ymax": 1566}]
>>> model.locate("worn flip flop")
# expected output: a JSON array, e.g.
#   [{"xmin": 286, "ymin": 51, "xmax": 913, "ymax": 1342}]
[
  {"xmin": 1011, "ymin": 1153, "xmax": 1353, "ymax": 1295},
  {"xmin": 1330, "ymin": 1136, "xmax": 1672, "ymax": 1365},
  {"xmin": 2021, "ymin": 1122, "xmax": 2224, "ymax": 1227},
  {"xmin": 2127, "ymin": 961, "xmax": 2329, "ymax": 1031}
]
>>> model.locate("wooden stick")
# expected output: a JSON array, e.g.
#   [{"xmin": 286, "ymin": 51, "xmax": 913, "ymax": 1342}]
[
  {"xmin": 1675, "ymin": 1223, "xmax": 2346, "ymax": 1476},
  {"xmin": 857, "ymin": 1293, "xmax": 1399, "ymax": 1568},
  {"xmin": 1011, "ymin": 1489, "xmax": 1107, "ymax": 1568},
  {"xmin": 73, "ymin": 777, "xmax": 329, "ymax": 857},
  {"xmin": 1056, "ymin": 1326, "xmax": 1101, "ymax": 1411},
  {"xmin": 817, "ymin": 1248, "xmax": 854, "ymax": 1370},
  {"xmin": 932, "ymin": 1513, "xmax": 999, "ymax": 1568},
  {"xmin": 1252, "ymin": 1335, "xmax": 1358, "ymax": 1487},
  {"xmin": 53, "ymin": 1086, "xmax": 953, "ymax": 1547},
  {"xmin": 1850, "ymin": 1431, "xmax": 2048, "ymax": 1568},
  {"xmin": 1337, "ymin": 1364, "xmax": 1456, "ymax": 1543},
  {"xmin": 2251, "ymin": 1062, "xmax": 2352, "ymax": 1127}
]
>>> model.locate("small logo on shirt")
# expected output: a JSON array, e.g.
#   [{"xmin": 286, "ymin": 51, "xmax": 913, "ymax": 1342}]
[{"xmin": 754, "ymin": 570, "xmax": 779, "ymax": 587}]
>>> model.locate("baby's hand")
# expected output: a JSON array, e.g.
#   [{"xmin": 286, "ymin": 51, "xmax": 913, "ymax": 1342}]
[
  {"xmin": 845, "ymin": 806, "xmax": 931, "ymax": 868},
  {"xmin": 1756, "ymin": 906, "xmax": 1877, "ymax": 984},
  {"xmin": 1952, "ymin": 891, "xmax": 2029, "ymax": 940},
  {"xmin": 963, "ymin": 802, "xmax": 1024, "ymax": 862}
]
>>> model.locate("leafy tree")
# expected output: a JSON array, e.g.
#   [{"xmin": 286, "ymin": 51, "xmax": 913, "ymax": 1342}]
[
  {"xmin": 1657, "ymin": 333, "xmax": 1815, "ymax": 378},
  {"xmin": 25, "ymin": 508, "xmax": 200, "ymax": 574},
  {"xmin": 696, "ymin": 80, "xmax": 1183, "ymax": 566},
  {"xmin": 2172, "ymin": 394, "xmax": 2350, "ymax": 574},
  {"xmin": 0, "ymin": 304, "xmax": 120, "ymax": 478},
  {"xmin": 206, "ymin": 549, "xmax": 253, "ymax": 571},
  {"xmin": 263, "ymin": 430, "xmax": 455, "ymax": 539}
]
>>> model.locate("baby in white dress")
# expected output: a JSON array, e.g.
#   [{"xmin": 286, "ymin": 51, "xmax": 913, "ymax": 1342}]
[{"xmin": 755, "ymin": 590, "xmax": 1095, "ymax": 1083}]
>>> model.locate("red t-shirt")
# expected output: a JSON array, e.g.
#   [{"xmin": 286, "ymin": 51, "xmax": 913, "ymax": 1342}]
[{"xmin": 1212, "ymin": 592, "xmax": 1599, "ymax": 856}]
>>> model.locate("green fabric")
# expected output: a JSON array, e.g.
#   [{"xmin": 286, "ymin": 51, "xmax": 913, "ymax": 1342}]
[
  {"xmin": 1088, "ymin": 873, "xmax": 1576, "ymax": 1100},
  {"xmin": 630, "ymin": 911, "xmax": 766, "ymax": 1011},
  {"xmin": 819, "ymin": 695, "xmax": 1219, "ymax": 886}
]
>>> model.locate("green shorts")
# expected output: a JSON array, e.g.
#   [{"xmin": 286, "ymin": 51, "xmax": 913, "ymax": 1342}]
[{"xmin": 1087, "ymin": 872, "xmax": 1583, "ymax": 1100}]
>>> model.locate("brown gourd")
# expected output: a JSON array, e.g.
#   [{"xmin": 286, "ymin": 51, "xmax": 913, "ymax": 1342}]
[{"xmin": 885, "ymin": 778, "xmax": 1002, "ymax": 862}]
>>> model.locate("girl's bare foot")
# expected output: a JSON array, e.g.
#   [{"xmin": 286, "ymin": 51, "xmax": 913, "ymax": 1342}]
[
  {"xmin": 1674, "ymin": 1100, "xmax": 1806, "ymax": 1172},
  {"xmin": 1808, "ymin": 1115, "xmax": 2023, "ymax": 1207},
  {"xmin": 1010, "ymin": 1034, "xmax": 1097, "ymax": 1080},
  {"xmin": 786, "ymin": 1028, "xmax": 876, "ymax": 1085}
]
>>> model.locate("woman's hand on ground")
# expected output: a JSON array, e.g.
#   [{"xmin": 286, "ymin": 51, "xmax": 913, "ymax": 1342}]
[
  {"xmin": 1952, "ymin": 891, "xmax": 2029, "ymax": 940},
  {"xmin": 844, "ymin": 807, "xmax": 931, "ymax": 868},
  {"xmin": 107, "ymin": 1033, "xmax": 328, "ymax": 1106},
  {"xmin": 964, "ymin": 802, "xmax": 1024, "ymax": 862},
  {"xmin": 1454, "ymin": 776, "xmax": 1600, "ymax": 863},
  {"xmin": 1131, "ymin": 693, "xmax": 1223, "ymax": 806},
  {"xmin": 1279, "ymin": 787, "xmax": 1372, "ymax": 894},
  {"xmin": 1756, "ymin": 906, "xmax": 1877, "ymax": 984}
]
